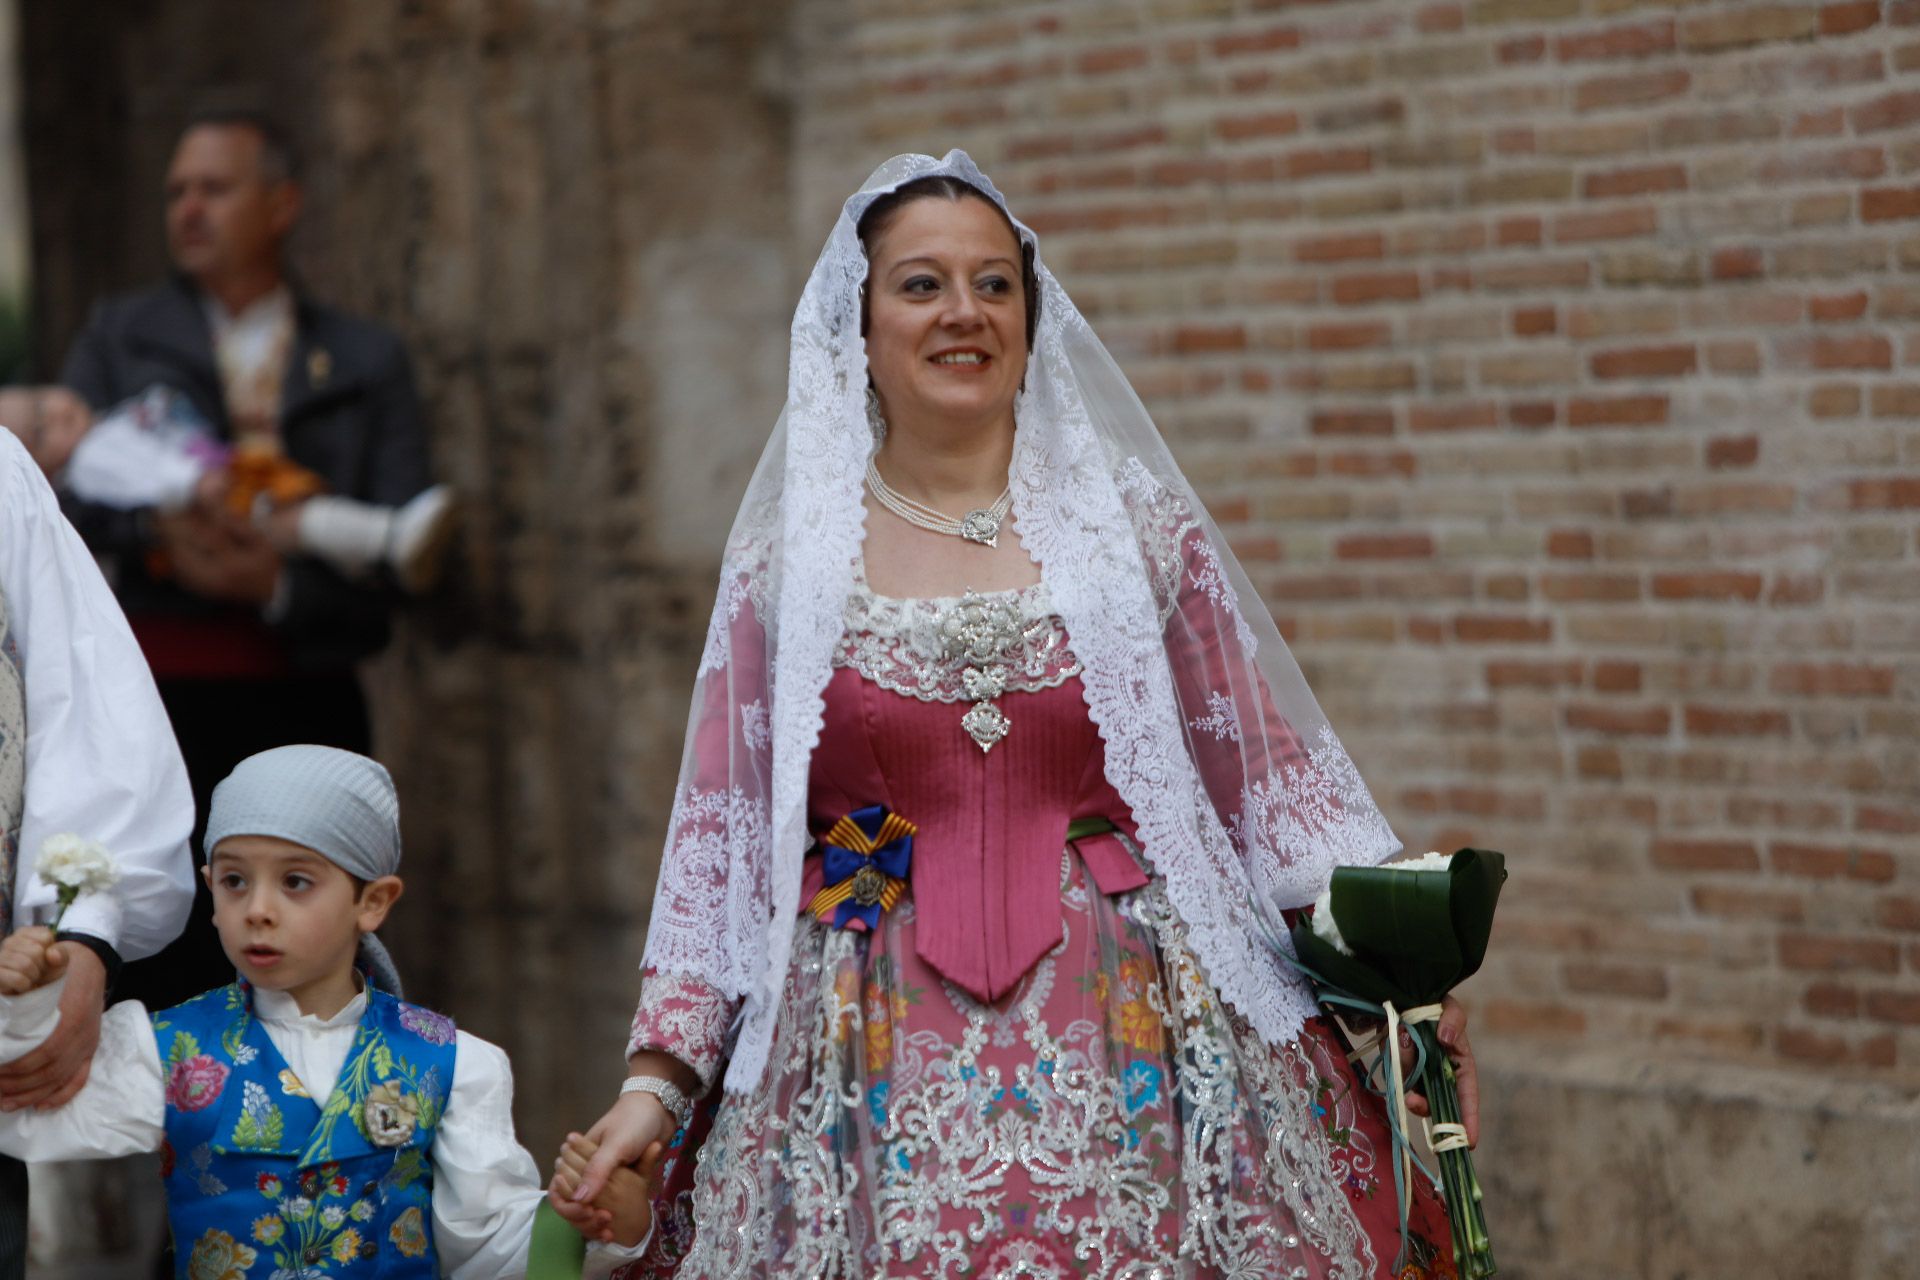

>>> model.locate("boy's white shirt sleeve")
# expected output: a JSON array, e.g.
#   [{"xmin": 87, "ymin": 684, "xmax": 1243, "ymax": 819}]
[
  {"xmin": 0, "ymin": 433, "xmax": 196, "ymax": 958},
  {"xmin": 0, "ymin": 987, "xmax": 166, "ymax": 1160},
  {"xmin": 434, "ymin": 1029, "xmax": 648, "ymax": 1279}
]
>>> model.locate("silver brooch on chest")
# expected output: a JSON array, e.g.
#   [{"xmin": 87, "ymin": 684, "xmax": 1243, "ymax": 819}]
[{"xmin": 940, "ymin": 592, "xmax": 1022, "ymax": 752}]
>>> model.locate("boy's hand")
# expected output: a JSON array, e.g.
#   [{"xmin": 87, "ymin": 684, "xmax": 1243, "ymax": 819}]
[
  {"xmin": 548, "ymin": 1131, "xmax": 664, "ymax": 1249},
  {"xmin": 0, "ymin": 928, "xmax": 66, "ymax": 996}
]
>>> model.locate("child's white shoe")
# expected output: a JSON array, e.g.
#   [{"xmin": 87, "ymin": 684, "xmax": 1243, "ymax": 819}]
[{"xmin": 387, "ymin": 484, "xmax": 458, "ymax": 594}]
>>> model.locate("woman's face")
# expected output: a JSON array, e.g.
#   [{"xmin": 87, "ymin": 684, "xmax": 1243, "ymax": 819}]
[{"xmin": 865, "ymin": 196, "xmax": 1028, "ymax": 437}]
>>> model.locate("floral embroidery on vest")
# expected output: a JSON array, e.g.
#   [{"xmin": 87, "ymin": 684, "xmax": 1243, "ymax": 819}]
[{"xmin": 151, "ymin": 983, "xmax": 456, "ymax": 1279}]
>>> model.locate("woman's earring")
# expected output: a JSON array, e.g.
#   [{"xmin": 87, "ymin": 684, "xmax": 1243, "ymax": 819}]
[{"xmin": 865, "ymin": 387, "xmax": 888, "ymax": 442}]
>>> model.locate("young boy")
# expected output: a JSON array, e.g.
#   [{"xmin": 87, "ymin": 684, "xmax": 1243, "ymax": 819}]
[{"xmin": 0, "ymin": 744, "xmax": 652, "ymax": 1276}]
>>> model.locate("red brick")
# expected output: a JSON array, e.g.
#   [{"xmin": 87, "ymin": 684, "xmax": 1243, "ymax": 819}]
[
  {"xmin": 1512, "ymin": 306, "xmax": 1557, "ymax": 336},
  {"xmin": 1865, "ymin": 991, "xmax": 1920, "ymax": 1025},
  {"xmin": 1566, "ymin": 704, "xmax": 1670, "ymax": 735},
  {"xmin": 1680, "ymin": 6, "xmax": 1819, "ymax": 50},
  {"xmin": 1294, "ymin": 231, "xmax": 1383, "ymax": 263},
  {"xmin": 1772, "ymin": 842, "xmax": 1897, "ymax": 881},
  {"xmin": 1508, "ymin": 400, "xmax": 1556, "ymax": 428},
  {"xmin": 1897, "ymin": 0, "xmax": 1920, "ymax": 24},
  {"xmin": 1711, "ymin": 247, "xmax": 1764, "ymax": 279},
  {"xmin": 1564, "ymin": 961, "xmax": 1668, "ymax": 1001},
  {"xmin": 1454, "ymin": 615, "xmax": 1552, "ymax": 643},
  {"xmin": 1706, "ymin": 436, "xmax": 1760, "ymax": 468},
  {"xmin": 1495, "ymin": 216, "xmax": 1542, "ymax": 247},
  {"xmin": 1858, "ymin": 806, "xmax": 1920, "ymax": 835},
  {"xmin": 1878, "ymin": 896, "xmax": 1920, "ymax": 931},
  {"xmin": 1306, "ymin": 321, "xmax": 1392, "ymax": 351},
  {"xmin": 1810, "ymin": 334, "xmax": 1893, "ymax": 370},
  {"xmin": 1484, "ymin": 1000, "xmax": 1586, "ymax": 1035},
  {"xmin": 1409, "ymin": 402, "xmax": 1498, "ymax": 432},
  {"xmin": 1651, "ymin": 839, "xmax": 1760, "ymax": 873},
  {"xmin": 1486, "ymin": 658, "xmax": 1583, "ymax": 689},
  {"xmin": 1336, "ymin": 533, "xmax": 1434, "ymax": 560},
  {"xmin": 1568, "ymin": 394, "xmax": 1667, "ymax": 427},
  {"xmin": 1310, "ymin": 409, "xmax": 1396, "ymax": 437},
  {"xmin": 1808, "ymin": 383, "xmax": 1863, "ymax": 417},
  {"xmin": 1771, "ymin": 662, "xmax": 1897, "ymax": 695},
  {"xmin": 1591, "ymin": 345, "xmax": 1698, "ymax": 379},
  {"xmin": 1822, "ymin": 1, "xmax": 1882, "ymax": 35},
  {"xmin": 1077, "ymin": 46, "xmax": 1149, "ymax": 75},
  {"xmin": 1216, "ymin": 111, "xmax": 1302, "ymax": 141},
  {"xmin": 1794, "ymin": 106, "xmax": 1847, "ymax": 137},
  {"xmin": 1802, "ymin": 982, "xmax": 1861, "ymax": 1018},
  {"xmin": 1554, "ymin": 206, "xmax": 1658, "ymax": 243},
  {"xmin": 1692, "ymin": 885, "xmax": 1804, "ymax": 922},
  {"xmin": 1684, "ymin": 705, "xmax": 1790, "ymax": 736},
  {"xmin": 1499, "ymin": 35, "xmax": 1546, "ymax": 63},
  {"xmin": 1542, "ymin": 574, "xmax": 1641, "ymax": 602},
  {"xmin": 1286, "ymin": 146, "xmax": 1373, "ymax": 180},
  {"xmin": 1809, "ymin": 290, "xmax": 1870, "ymax": 322},
  {"xmin": 1778, "ymin": 1026, "xmax": 1893, "ymax": 1066},
  {"xmin": 1758, "ymin": 145, "xmax": 1886, "ymax": 184},
  {"xmin": 1651, "ymin": 572, "xmax": 1764, "ymax": 601},
  {"xmin": 1546, "ymin": 529, "xmax": 1594, "ymax": 558},
  {"xmin": 1591, "ymin": 661, "xmax": 1642, "ymax": 693},
  {"xmin": 1780, "ymin": 933, "xmax": 1901, "ymax": 974},
  {"xmin": 1170, "ymin": 325, "xmax": 1246, "ymax": 353},
  {"xmin": 1575, "ymin": 68, "xmax": 1690, "ymax": 112},
  {"xmin": 1419, "ymin": 4, "xmax": 1467, "ymax": 33},
  {"xmin": 1863, "ymin": 185, "xmax": 1920, "ymax": 221},
  {"xmin": 1851, "ymin": 89, "xmax": 1920, "ymax": 132},
  {"xmin": 1556, "ymin": 20, "xmax": 1676, "ymax": 62},
  {"xmin": 1331, "ymin": 272, "xmax": 1423, "ymax": 305},
  {"xmin": 1212, "ymin": 26, "xmax": 1302, "ymax": 57},
  {"xmin": 1846, "ymin": 477, "xmax": 1920, "ymax": 508},
  {"xmin": 1583, "ymin": 164, "xmax": 1688, "ymax": 198}
]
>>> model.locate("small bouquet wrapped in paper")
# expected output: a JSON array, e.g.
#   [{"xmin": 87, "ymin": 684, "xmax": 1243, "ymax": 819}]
[
  {"xmin": 36, "ymin": 834, "xmax": 120, "ymax": 930},
  {"xmin": 1289, "ymin": 848, "xmax": 1507, "ymax": 1280}
]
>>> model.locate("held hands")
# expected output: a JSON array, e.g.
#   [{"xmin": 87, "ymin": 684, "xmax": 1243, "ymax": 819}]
[
  {"xmin": 155, "ymin": 505, "xmax": 282, "ymax": 607},
  {"xmin": 0, "ymin": 928, "xmax": 66, "ymax": 996},
  {"xmin": 547, "ymin": 1131, "xmax": 665, "ymax": 1248}
]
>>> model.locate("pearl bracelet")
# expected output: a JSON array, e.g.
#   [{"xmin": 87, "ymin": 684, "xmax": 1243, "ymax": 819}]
[{"xmin": 620, "ymin": 1074, "xmax": 693, "ymax": 1130}]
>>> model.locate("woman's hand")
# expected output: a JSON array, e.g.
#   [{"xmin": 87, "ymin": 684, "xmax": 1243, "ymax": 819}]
[
  {"xmin": 1405, "ymin": 994, "xmax": 1478, "ymax": 1148},
  {"xmin": 562, "ymin": 1090, "xmax": 677, "ymax": 1215}
]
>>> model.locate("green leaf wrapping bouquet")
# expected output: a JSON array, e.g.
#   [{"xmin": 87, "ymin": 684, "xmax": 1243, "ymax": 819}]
[{"xmin": 1286, "ymin": 848, "xmax": 1507, "ymax": 1280}]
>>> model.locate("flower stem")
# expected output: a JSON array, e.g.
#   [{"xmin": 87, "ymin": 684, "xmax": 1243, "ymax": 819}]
[{"xmin": 1418, "ymin": 1025, "xmax": 1497, "ymax": 1279}]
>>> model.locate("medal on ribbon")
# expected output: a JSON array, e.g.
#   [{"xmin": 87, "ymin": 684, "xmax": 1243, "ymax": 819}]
[{"xmin": 807, "ymin": 805, "xmax": 916, "ymax": 931}]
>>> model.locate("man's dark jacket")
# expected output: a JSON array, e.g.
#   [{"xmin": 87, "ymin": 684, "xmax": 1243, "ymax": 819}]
[{"xmin": 60, "ymin": 276, "xmax": 430, "ymax": 671}]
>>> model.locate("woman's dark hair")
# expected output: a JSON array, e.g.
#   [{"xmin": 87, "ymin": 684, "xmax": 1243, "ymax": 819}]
[{"xmin": 856, "ymin": 176, "xmax": 1041, "ymax": 349}]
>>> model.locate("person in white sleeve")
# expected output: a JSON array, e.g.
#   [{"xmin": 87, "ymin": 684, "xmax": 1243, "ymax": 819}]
[
  {"xmin": 0, "ymin": 744, "xmax": 653, "ymax": 1277},
  {"xmin": 0, "ymin": 426, "xmax": 196, "ymax": 1275}
]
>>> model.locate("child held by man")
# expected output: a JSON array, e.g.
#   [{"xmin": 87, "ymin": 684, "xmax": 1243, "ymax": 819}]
[{"xmin": 0, "ymin": 745, "xmax": 655, "ymax": 1276}]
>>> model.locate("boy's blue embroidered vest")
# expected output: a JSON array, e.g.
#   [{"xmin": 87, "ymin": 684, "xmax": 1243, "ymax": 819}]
[{"xmin": 151, "ymin": 983, "xmax": 458, "ymax": 1278}]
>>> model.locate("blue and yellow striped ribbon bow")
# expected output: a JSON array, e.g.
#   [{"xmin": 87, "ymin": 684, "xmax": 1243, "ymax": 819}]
[{"xmin": 808, "ymin": 805, "xmax": 916, "ymax": 931}]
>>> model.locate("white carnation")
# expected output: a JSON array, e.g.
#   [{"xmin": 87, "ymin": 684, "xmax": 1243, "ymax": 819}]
[
  {"xmin": 36, "ymin": 835, "xmax": 119, "ymax": 896},
  {"xmin": 1311, "ymin": 851, "xmax": 1456, "ymax": 957}
]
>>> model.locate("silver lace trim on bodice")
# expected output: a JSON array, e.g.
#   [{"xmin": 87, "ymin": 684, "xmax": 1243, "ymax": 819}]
[{"xmin": 834, "ymin": 566, "xmax": 1084, "ymax": 751}]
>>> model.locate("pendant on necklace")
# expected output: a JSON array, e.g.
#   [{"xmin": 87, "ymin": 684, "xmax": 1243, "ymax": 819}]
[{"xmin": 960, "ymin": 510, "xmax": 1002, "ymax": 547}]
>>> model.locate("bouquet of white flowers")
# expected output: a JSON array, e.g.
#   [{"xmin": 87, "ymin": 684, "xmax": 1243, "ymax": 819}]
[{"xmin": 36, "ymin": 834, "xmax": 120, "ymax": 930}]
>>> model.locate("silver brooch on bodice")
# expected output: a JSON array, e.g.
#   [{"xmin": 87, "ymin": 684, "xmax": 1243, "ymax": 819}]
[{"xmin": 940, "ymin": 591, "xmax": 1022, "ymax": 752}]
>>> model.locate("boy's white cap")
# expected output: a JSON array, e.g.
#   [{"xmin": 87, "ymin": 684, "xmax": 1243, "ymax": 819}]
[
  {"xmin": 203, "ymin": 745, "xmax": 405, "ymax": 995},
  {"xmin": 204, "ymin": 745, "xmax": 401, "ymax": 880}
]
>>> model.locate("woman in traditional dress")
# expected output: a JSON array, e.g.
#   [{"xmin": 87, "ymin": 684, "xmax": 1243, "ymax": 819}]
[{"xmin": 567, "ymin": 151, "xmax": 1473, "ymax": 1279}]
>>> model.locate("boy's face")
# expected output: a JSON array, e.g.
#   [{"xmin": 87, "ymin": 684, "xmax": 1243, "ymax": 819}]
[{"xmin": 205, "ymin": 836, "xmax": 400, "ymax": 1010}]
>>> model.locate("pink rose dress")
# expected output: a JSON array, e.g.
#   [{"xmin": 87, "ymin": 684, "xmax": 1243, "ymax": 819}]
[{"xmin": 621, "ymin": 565, "xmax": 1455, "ymax": 1280}]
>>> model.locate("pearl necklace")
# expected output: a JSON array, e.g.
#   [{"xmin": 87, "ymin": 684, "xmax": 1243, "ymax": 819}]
[{"xmin": 865, "ymin": 456, "xmax": 1013, "ymax": 548}]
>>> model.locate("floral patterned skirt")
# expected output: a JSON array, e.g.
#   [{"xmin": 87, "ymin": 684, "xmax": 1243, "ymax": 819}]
[{"xmin": 626, "ymin": 847, "xmax": 1454, "ymax": 1280}]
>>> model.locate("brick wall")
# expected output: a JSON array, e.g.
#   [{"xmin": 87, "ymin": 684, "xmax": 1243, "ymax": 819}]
[{"xmin": 798, "ymin": 0, "xmax": 1920, "ymax": 1091}]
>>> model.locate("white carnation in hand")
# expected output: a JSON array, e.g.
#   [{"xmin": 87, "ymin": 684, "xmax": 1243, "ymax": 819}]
[
  {"xmin": 36, "ymin": 835, "xmax": 119, "ymax": 927},
  {"xmin": 1311, "ymin": 850, "xmax": 1456, "ymax": 957}
]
